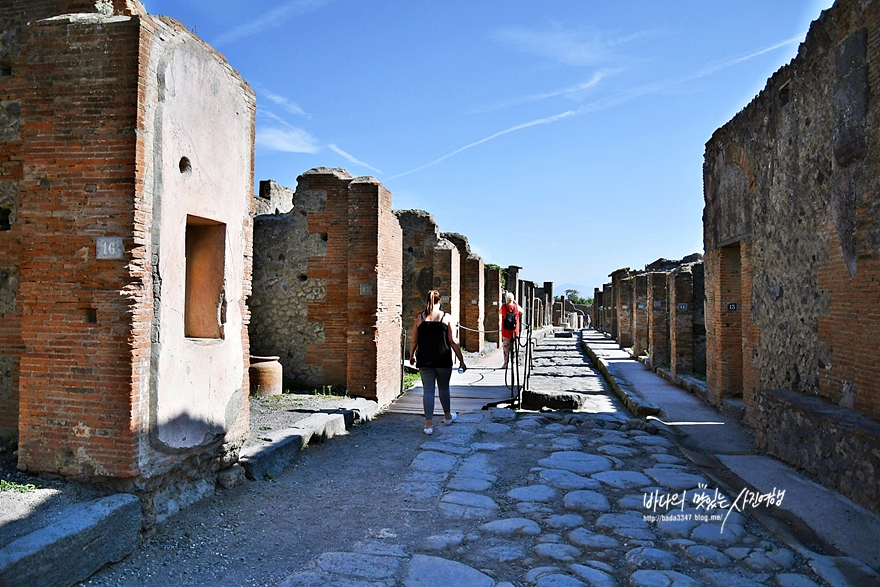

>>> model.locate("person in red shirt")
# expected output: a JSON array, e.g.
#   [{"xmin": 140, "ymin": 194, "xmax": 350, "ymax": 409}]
[{"xmin": 500, "ymin": 291, "xmax": 523, "ymax": 369}]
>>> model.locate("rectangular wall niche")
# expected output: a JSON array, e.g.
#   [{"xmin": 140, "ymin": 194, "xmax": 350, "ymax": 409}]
[{"xmin": 185, "ymin": 215, "xmax": 226, "ymax": 339}]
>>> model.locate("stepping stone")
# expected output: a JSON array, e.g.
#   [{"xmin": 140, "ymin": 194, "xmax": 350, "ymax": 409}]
[
  {"xmin": 569, "ymin": 564, "xmax": 617, "ymax": 587},
  {"xmin": 458, "ymin": 453, "xmax": 492, "ymax": 476},
  {"xmin": 596, "ymin": 512, "xmax": 650, "ymax": 531},
  {"xmin": 740, "ymin": 550, "xmax": 784, "ymax": 572},
  {"xmin": 617, "ymin": 494, "xmax": 648, "ymax": 510},
  {"xmin": 534, "ymin": 543, "xmax": 582, "ymax": 562},
  {"xmin": 526, "ymin": 566, "xmax": 563, "ymax": 583},
  {"xmin": 473, "ymin": 442, "xmax": 505, "ymax": 451},
  {"xmin": 633, "ymin": 436, "xmax": 675, "ymax": 448},
  {"xmin": 420, "ymin": 441, "xmax": 471, "ymax": 455},
  {"xmin": 775, "ymin": 574, "xmax": 821, "ymax": 587},
  {"xmin": 411, "ymin": 451, "xmax": 458, "ymax": 473},
  {"xmin": 597, "ymin": 445, "xmax": 636, "ymax": 457},
  {"xmin": 439, "ymin": 492, "xmax": 499, "ymax": 519},
  {"xmin": 592, "ymin": 470, "xmax": 652, "ymax": 489},
  {"xmin": 479, "ymin": 422, "xmax": 511, "ymax": 434},
  {"xmin": 699, "ymin": 569, "xmax": 766, "ymax": 587},
  {"xmin": 483, "ymin": 545, "xmax": 526, "ymax": 562},
  {"xmin": 402, "ymin": 554, "xmax": 494, "ymax": 587},
  {"xmin": 352, "ymin": 540, "xmax": 407, "ymax": 558},
  {"xmin": 397, "ymin": 481, "xmax": 443, "ymax": 501},
  {"xmin": 540, "ymin": 469, "xmax": 601, "ymax": 490},
  {"xmin": 563, "ymin": 490, "xmax": 610, "ymax": 512},
  {"xmin": 630, "ymin": 569, "xmax": 701, "ymax": 587},
  {"xmin": 568, "ymin": 527, "xmax": 619, "ymax": 549},
  {"xmin": 685, "ymin": 545, "xmax": 730, "ymax": 567},
  {"xmin": 552, "ymin": 437, "xmax": 583, "ymax": 450},
  {"xmin": 479, "ymin": 517, "xmax": 542, "ymax": 536},
  {"xmin": 536, "ymin": 575, "xmax": 588, "ymax": 587},
  {"xmin": 507, "ymin": 484, "xmax": 557, "ymax": 502},
  {"xmin": 652, "ymin": 454, "xmax": 686, "ymax": 465},
  {"xmin": 689, "ymin": 523, "xmax": 746, "ymax": 547},
  {"xmin": 315, "ymin": 552, "xmax": 400, "ymax": 580},
  {"xmin": 626, "ymin": 547, "xmax": 679, "ymax": 570},
  {"xmin": 538, "ymin": 452, "xmax": 613, "ymax": 475},
  {"xmin": 423, "ymin": 532, "xmax": 465, "ymax": 550},
  {"xmin": 490, "ymin": 408, "xmax": 516, "ymax": 422},
  {"xmin": 543, "ymin": 514, "xmax": 585, "ymax": 529},
  {"xmin": 447, "ymin": 475, "xmax": 494, "ymax": 492},
  {"xmin": 644, "ymin": 468, "xmax": 708, "ymax": 491}
]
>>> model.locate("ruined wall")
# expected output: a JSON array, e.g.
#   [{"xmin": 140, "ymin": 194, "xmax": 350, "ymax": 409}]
[
  {"xmin": 484, "ymin": 266, "xmax": 501, "ymax": 344},
  {"xmin": 442, "ymin": 232, "xmax": 484, "ymax": 352},
  {"xmin": 254, "ymin": 179, "xmax": 294, "ymax": 216},
  {"xmin": 250, "ymin": 169, "xmax": 401, "ymax": 404},
  {"xmin": 632, "ymin": 274, "xmax": 649, "ymax": 356},
  {"xmin": 432, "ymin": 239, "xmax": 460, "ymax": 326},
  {"xmin": 647, "ymin": 272, "xmax": 669, "ymax": 369},
  {"xmin": 613, "ymin": 271, "xmax": 633, "ymax": 348},
  {"xmin": 0, "ymin": 0, "xmax": 254, "ymax": 512},
  {"xmin": 704, "ymin": 0, "xmax": 880, "ymax": 512},
  {"xmin": 669, "ymin": 267, "xmax": 695, "ymax": 377},
  {"xmin": 396, "ymin": 209, "xmax": 439, "ymax": 339}
]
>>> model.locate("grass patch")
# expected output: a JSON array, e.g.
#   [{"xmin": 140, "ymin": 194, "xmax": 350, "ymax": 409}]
[
  {"xmin": 403, "ymin": 371, "xmax": 420, "ymax": 390},
  {"xmin": 0, "ymin": 479, "xmax": 39, "ymax": 493}
]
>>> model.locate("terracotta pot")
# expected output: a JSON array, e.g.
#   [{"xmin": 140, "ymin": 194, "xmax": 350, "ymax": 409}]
[{"xmin": 249, "ymin": 355, "xmax": 282, "ymax": 397}]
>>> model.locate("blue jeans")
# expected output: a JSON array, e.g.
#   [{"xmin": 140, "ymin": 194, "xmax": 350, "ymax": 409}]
[{"xmin": 419, "ymin": 367, "xmax": 452, "ymax": 420}]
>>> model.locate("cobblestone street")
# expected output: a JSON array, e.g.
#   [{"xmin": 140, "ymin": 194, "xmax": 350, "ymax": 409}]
[{"xmin": 81, "ymin": 335, "xmax": 838, "ymax": 587}]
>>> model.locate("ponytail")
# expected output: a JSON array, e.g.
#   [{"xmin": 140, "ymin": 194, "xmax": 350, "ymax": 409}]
[{"xmin": 424, "ymin": 289, "xmax": 441, "ymax": 316}]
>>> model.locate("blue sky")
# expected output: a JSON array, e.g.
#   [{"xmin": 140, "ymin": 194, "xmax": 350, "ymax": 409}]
[{"xmin": 143, "ymin": 0, "xmax": 833, "ymax": 296}]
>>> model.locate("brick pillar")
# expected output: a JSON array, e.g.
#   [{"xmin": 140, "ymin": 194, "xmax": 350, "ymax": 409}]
[
  {"xmin": 614, "ymin": 273, "xmax": 634, "ymax": 349},
  {"xmin": 669, "ymin": 268, "xmax": 694, "ymax": 377},
  {"xmin": 604, "ymin": 283, "xmax": 615, "ymax": 337},
  {"xmin": 484, "ymin": 266, "xmax": 502, "ymax": 344},
  {"xmin": 632, "ymin": 274, "xmax": 649, "ymax": 356},
  {"xmin": 346, "ymin": 178, "xmax": 402, "ymax": 405},
  {"xmin": 460, "ymin": 255, "xmax": 484, "ymax": 352},
  {"xmin": 433, "ymin": 240, "xmax": 460, "ymax": 329},
  {"xmin": 395, "ymin": 210, "xmax": 439, "ymax": 339},
  {"xmin": 647, "ymin": 272, "xmax": 669, "ymax": 369},
  {"xmin": 705, "ymin": 242, "xmax": 745, "ymax": 406}
]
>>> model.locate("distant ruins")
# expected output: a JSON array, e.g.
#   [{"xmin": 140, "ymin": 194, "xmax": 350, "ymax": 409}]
[{"xmin": 594, "ymin": 0, "xmax": 880, "ymax": 515}]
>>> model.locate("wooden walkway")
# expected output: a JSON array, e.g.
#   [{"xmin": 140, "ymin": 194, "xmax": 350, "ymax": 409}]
[{"xmin": 388, "ymin": 353, "xmax": 527, "ymax": 416}]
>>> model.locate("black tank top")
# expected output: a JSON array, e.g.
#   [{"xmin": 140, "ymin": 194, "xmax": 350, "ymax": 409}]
[{"xmin": 416, "ymin": 313, "xmax": 453, "ymax": 368}]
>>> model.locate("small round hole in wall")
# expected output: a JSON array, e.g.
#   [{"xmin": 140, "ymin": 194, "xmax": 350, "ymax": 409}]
[
  {"xmin": 179, "ymin": 157, "xmax": 192, "ymax": 176},
  {"xmin": 298, "ymin": 274, "xmax": 308, "ymax": 282}
]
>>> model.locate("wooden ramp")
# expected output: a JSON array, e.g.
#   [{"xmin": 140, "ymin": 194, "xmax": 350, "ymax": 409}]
[{"xmin": 387, "ymin": 365, "xmax": 520, "ymax": 416}]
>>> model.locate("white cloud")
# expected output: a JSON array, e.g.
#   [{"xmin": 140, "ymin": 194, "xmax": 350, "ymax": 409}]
[
  {"xmin": 262, "ymin": 90, "xmax": 310, "ymax": 118},
  {"xmin": 213, "ymin": 0, "xmax": 332, "ymax": 47},
  {"xmin": 327, "ymin": 144, "xmax": 382, "ymax": 175},
  {"xmin": 256, "ymin": 127, "xmax": 320, "ymax": 153},
  {"xmin": 491, "ymin": 25, "xmax": 651, "ymax": 67},
  {"xmin": 473, "ymin": 68, "xmax": 616, "ymax": 113}
]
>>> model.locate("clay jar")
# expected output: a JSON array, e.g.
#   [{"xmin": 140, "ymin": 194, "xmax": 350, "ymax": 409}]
[{"xmin": 249, "ymin": 356, "xmax": 282, "ymax": 397}]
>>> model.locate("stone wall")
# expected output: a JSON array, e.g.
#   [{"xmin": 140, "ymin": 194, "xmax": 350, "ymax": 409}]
[
  {"xmin": 647, "ymin": 272, "xmax": 669, "ymax": 369},
  {"xmin": 703, "ymin": 0, "xmax": 880, "ymax": 512},
  {"xmin": 0, "ymin": 0, "xmax": 255, "ymax": 520},
  {"xmin": 396, "ymin": 209, "xmax": 439, "ymax": 340},
  {"xmin": 632, "ymin": 274, "xmax": 649, "ymax": 357},
  {"xmin": 442, "ymin": 232, "xmax": 484, "ymax": 352},
  {"xmin": 254, "ymin": 179, "xmax": 294, "ymax": 216},
  {"xmin": 250, "ymin": 169, "xmax": 402, "ymax": 406}
]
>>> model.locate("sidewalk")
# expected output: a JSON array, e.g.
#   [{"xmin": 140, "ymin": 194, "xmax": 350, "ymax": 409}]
[{"xmin": 581, "ymin": 328, "xmax": 880, "ymax": 584}]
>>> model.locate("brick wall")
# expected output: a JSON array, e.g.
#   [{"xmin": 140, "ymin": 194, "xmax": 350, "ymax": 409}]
[
  {"xmin": 432, "ymin": 239, "xmax": 460, "ymax": 328},
  {"xmin": 614, "ymin": 273, "xmax": 633, "ymax": 349},
  {"xmin": 441, "ymin": 232, "xmax": 484, "ymax": 353},
  {"xmin": 1, "ymin": 0, "xmax": 255, "ymax": 504},
  {"xmin": 703, "ymin": 0, "xmax": 880, "ymax": 511},
  {"xmin": 396, "ymin": 209, "xmax": 439, "ymax": 344},
  {"xmin": 632, "ymin": 274, "xmax": 649, "ymax": 356},
  {"xmin": 251, "ymin": 170, "xmax": 401, "ymax": 405},
  {"xmin": 484, "ymin": 266, "xmax": 501, "ymax": 343},
  {"xmin": 647, "ymin": 272, "xmax": 669, "ymax": 369},
  {"xmin": 668, "ymin": 267, "xmax": 694, "ymax": 377}
]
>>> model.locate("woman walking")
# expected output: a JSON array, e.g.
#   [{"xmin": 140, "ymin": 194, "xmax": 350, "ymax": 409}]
[{"xmin": 409, "ymin": 290, "xmax": 467, "ymax": 435}]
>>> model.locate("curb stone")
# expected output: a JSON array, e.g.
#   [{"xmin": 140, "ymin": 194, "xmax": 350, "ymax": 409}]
[
  {"xmin": 579, "ymin": 332, "xmax": 661, "ymax": 417},
  {"xmin": 0, "ymin": 493, "xmax": 141, "ymax": 587}
]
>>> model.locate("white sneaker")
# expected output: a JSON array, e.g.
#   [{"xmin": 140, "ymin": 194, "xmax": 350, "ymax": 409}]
[
  {"xmin": 444, "ymin": 412, "xmax": 458, "ymax": 425},
  {"xmin": 423, "ymin": 427, "xmax": 433, "ymax": 435}
]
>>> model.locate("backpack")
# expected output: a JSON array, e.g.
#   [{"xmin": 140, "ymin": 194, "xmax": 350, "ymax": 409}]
[{"xmin": 503, "ymin": 307, "xmax": 517, "ymax": 330}]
